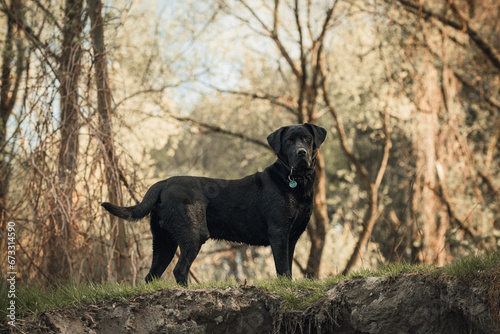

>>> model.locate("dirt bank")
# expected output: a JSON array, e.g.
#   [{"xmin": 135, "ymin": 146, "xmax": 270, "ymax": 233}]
[{"xmin": 8, "ymin": 274, "xmax": 500, "ymax": 333}]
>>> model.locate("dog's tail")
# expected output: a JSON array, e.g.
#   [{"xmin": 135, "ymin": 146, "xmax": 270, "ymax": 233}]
[{"xmin": 101, "ymin": 181, "xmax": 163, "ymax": 221}]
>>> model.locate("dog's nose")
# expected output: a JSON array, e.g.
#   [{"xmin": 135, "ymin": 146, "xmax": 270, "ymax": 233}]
[{"xmin": 297, "ymin": 148, "xmax": 307, "ymax": 157}]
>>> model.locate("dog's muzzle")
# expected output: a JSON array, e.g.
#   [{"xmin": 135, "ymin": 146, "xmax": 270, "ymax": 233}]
[{"xmin": 290, "ymin": 148, "xmax": 311, "ymax": 169}]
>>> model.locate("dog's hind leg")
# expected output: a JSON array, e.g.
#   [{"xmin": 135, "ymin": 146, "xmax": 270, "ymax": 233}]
[
  {"xmin": 173, "ymin": 241, "xmax": 202, "ymax": 286},
  {"xmin": 171, "ymin": 201, "xmax": 208, "ymax": 286},
  {"xmin": 145, "ymin": 212, "xmax": 177, "ymax": 283}
]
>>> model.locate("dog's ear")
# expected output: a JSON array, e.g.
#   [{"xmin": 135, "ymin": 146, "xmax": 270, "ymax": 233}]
[
  {"xmin": 304, "ymin": 123, "xmax": 327, "ymax": 148},
  {"xmin": 267, "ymin": 126, "xmax": 286, "ymax": 155}
]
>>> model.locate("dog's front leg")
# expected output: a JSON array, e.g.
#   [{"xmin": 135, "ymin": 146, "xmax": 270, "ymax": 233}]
[{"xmin": 269, "ymin": 232, "xmax": 291, "ymax": 277}]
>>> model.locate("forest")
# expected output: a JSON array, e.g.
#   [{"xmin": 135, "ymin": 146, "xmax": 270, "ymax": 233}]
[{"xmin": 0, "ymin": 0, "xmax": 498, "ymax": 286}]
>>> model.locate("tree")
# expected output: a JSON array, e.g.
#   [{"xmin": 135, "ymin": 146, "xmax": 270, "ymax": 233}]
[
  {"xmin": 385, "ymin": 0, "xmax": 500, "ymax": 264},
  {"xmin": 0, "ymin": 0, "xmax": 25, "ymax": 250},
  {"xmin": 321, "ymin": 58, "xmax": 392, "ymax": 274},
  {"xmin": 10, "ymin": 0, "xmax": 89, "ymax": 281},
  {"xmin": 342, "ymin": 0, "xmax": 499, "ymax": 266},
  {"xmin": 44, "ymin": 0, "xmax": 85, "ymax": 280},
  {"xmin": 412, "ymin": 56, "xmax": 445, "ymax": 264},
  {"xmin": 89, "ymin": 0, "xmax": 131, "ymax": 282}
]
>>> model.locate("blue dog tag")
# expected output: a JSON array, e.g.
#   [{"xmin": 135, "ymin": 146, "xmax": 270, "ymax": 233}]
[{"xmin": 289, "ymin": 180, "xmax": 297, "ymax": 188}]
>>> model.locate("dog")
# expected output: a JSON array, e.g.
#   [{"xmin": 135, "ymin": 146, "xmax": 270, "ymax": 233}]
[{"xmin": 102, "ymin": 123, "xmax": 327, "ymax": 285}]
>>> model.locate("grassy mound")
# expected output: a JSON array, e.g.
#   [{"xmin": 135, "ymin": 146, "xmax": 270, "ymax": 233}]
[{"xmin": 1, "ymin": 250, "xmax": 498, "ymax": 323}]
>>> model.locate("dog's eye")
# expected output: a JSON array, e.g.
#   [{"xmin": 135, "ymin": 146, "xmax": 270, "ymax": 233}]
[
  {"xmin": 304, "ymin": 136, "xmax": 312, "ymax": 141},
  {"xmin": 286, "ymin": 139, "xmax": 293, "ymax": 144}
]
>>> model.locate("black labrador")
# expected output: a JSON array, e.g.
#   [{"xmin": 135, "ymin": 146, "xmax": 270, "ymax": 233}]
[{"xmin": 102, "ymin": 123, "xmax": 327, "ymax": 285}]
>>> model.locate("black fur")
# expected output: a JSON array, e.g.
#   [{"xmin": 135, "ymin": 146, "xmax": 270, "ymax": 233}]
[{"xmin": 102, "ymin": 123, "xmax": 327, "ymax": 285}]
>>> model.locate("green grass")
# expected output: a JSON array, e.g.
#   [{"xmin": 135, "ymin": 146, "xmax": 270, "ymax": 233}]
[
  {"xmin": 15, "ymin": 279, "xmax": 178, "ymax": 316},
  {"xmin": 255, "ymin": 276, "xmax": 332, "ymax": 309},
  {"xmin": 1, "ymin": 250, "xmax": 498, "ymax": 323},
  {"xmin": 254, "ymin": 250, "xmax": 499, "ymax": 309},
  {"xmin": 441, "ymin": 250, "xmax": 500, "ymax": 280},
  {"xmin": 0, "ymin": 278, "xmax": 180, "ymax": 323},
  {"xmin": 191, "ymin": 278, "xmax": 237, "ymax": 289}
]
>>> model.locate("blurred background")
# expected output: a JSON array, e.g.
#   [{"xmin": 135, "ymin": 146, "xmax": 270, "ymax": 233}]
[{"xmin": 0, "ymin": 0, "xmax": 498, "ymax": 286}]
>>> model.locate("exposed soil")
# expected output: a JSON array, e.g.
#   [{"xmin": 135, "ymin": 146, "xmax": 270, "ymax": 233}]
[{"xmin": 5, "ymin": 273, "xmax": 500, "ymax": 334}]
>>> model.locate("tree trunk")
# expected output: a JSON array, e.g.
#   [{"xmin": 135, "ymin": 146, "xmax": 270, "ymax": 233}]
[
  {"xmin": 47, "ymin": 0, "xmax": 84, "ymax": 281},
  {"xmin": 342, "ymin": 191, "xmax": 378, "ymax": 275},
  {"xmin": 89, "ymin": 0, "xmax": 130, "ymax": 281},
  {"xmin": 305, "ymin": 151, "xmax": 328, "ymax": 278},
  {"xmin": 412, "ymin": 57, "xmax": 445, "ymax": 265},
  {"xmin": 0, "ymin": 0, "xmax": 25, "ymax": 249}
]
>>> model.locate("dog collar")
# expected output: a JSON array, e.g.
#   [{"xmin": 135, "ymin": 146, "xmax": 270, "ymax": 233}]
[
  {"xmin": 276, "ymin": 157, "xmax": 314, "ymax": 188},
  {"xmin": 276, "ymin": 158, "xmax": 297, "ymax": 188},
  {"xmin": 276, "ymin": 156, "xmax": 292, "ymax": 171}
]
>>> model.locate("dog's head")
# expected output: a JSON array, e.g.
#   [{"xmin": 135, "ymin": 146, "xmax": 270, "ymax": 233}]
[{"xmin": 267, "ymin": 123, "xmax": 327, "ymax": 171}]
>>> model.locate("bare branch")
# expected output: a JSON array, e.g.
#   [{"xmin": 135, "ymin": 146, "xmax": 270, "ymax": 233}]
[
  {"xmin": 311, "ymin": 0, "xmax": 338, "ymax": 50},
  {"xmin": 373, "ymin": 44, "xmax": 393, "ymax": 190},
  {"xmin": 293, "ymin": 256, "xmax": 307, "ymax": 275},
  {"xmin": 320, "ymin": 62, "xmax": 372, "ymax": 193},
  {"xmin": 165, "ymin": 111, "xmax": 271, "ymax": 150},
  {"xmin": 273, "ymin": 0, "xmax": 279, "ymax": 33},
  {"xmin": 3, "ymin": 2, "xmax": 60, "ymax": 82},
  {"xmin": 239, "ymin": 0, "xmax": 302, "ymax": 80},
  {"xmin": 204, "ymin": 84, "xmax": 298, "ymax": 116},
  {"xmin": 396, "ymin": 0, "xmax": 500, "ymax": 71},
  {"xmin": 433, "ymin": 168, "xmax": 476, "ymax": 239},
  {"xmin": 31, "ymin": 0, "xmax": 63, "ymax": 31},
  {"xmin": 294, "ymin": 0, "xmax": 304, "ymax": 63},
  {"xmin": 453, "ymin": 71, "xmax": 500, "ymax": 111}
]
